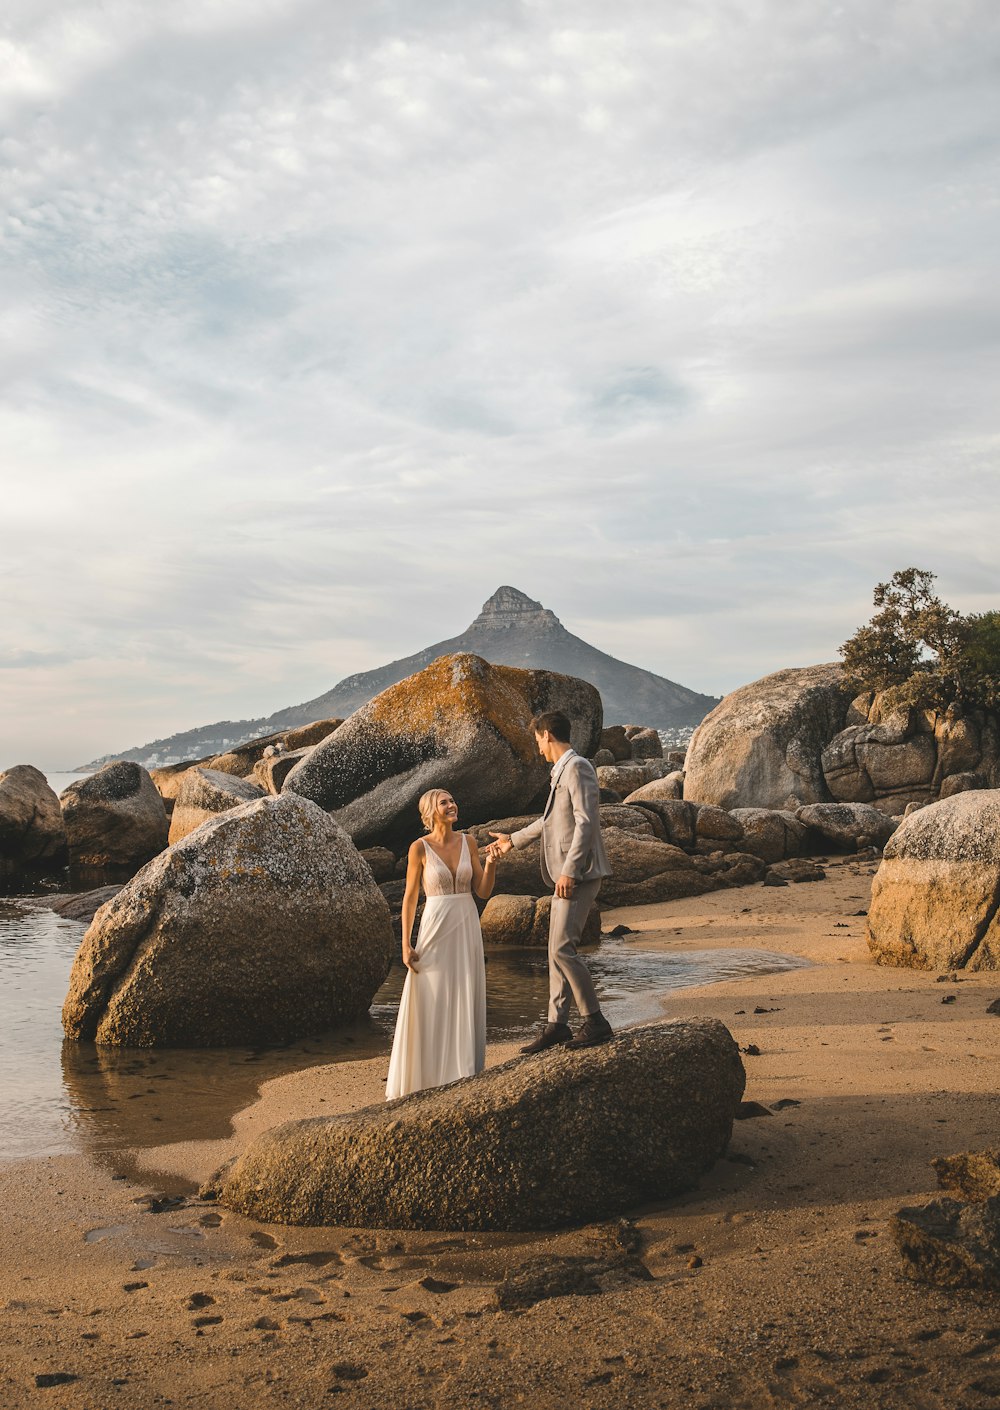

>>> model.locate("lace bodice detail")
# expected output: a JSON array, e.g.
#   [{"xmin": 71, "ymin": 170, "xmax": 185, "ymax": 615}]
[{"xmin": 422, "ymin": 835, "xmax": 474, "ymax": 897}]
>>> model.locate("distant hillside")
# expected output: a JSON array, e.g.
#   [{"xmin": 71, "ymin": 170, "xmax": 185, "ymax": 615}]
[{"xmin": 82, "ymin": 587, "xmax": 719, "ymax": 768}]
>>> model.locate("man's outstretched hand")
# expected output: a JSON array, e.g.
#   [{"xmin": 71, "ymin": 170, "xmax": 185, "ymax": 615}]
[{"xmin": 487, "ymin": 832, "xmax": 513, "ymax": 860}]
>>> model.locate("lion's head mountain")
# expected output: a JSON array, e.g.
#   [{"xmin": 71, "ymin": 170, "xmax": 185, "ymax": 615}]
[{"xmin": 84, "ymin": 587, "xmax": 719, "ymax": 768}]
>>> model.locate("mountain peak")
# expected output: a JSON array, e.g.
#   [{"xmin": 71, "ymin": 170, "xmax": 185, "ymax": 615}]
[{"xmin": 472, "ymin": 586, "xmax": 561, "ymax": 633}]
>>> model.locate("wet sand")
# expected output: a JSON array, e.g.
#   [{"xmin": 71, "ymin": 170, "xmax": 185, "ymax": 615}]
[{"xmin": 3, "ymin": 855, "xmax": 1000, "ymax": 1409}]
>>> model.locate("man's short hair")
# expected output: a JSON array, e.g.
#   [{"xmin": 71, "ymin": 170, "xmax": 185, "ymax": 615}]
[{"xmin": 531, "ymin": 710, "xmax": 572, "ymax": 743}]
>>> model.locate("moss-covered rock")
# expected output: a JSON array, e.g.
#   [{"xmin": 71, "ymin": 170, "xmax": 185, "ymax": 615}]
[
  {"xmin": 205, "ymin": 1019, "xmax": 744, "ymax": 1230},
  {"xmin": 284, "ymin": 654, "xmax": 602, "ymax": 848}
]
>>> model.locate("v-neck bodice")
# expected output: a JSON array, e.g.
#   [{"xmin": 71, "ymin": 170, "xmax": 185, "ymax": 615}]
[{"xmin": 422, "ymin": 835, "xmax": 473, "ymax": 897}]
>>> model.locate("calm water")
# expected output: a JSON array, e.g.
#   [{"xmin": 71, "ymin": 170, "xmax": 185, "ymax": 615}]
[{"xmin": 0, "ymin": 894, "xmax": 807, "ymax": 1169}]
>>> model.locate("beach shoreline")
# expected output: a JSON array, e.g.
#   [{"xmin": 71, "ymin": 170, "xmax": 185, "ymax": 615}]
[{"xmin": 3, "ymin": 856, "xmax": 999, "ymax": 1409}]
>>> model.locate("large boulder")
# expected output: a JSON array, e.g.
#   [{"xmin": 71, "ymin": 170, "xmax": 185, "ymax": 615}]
[
  {"xmin": 867, "ymin": 791, "xmax": 1000, "ymax": 970},
  {"xmin": 796, "ymin": 802, "xmax": 898, "ymax": 852},
  {"xmin": 167, "ymin": 767, "xmax": 265, "ymax": 844},
  {"xmin": 205, "ymin": 1018, "xmax": 745, "ymax": 1230},
  {"xmin": 284, "ymin": 654, "xmax": 602, "ymax": 848},
  {"xmin": 0, "ymin": 765, "xmax": 67, "ymax": 875},
  {"xmin": 480, "ymin": 893, "xmax": 601, "ymax": 947},
  {"xmin": 60, "ymin": 763, "xmax": 168, "ymax": 870},
  {"xmin": 634, "ymin": 798, "xmax": 699, "ymax": 851},
  {"xmin": 684, "ymin": 664, "xmax": 854, "ymax": 810},
  {"xmin": 598, "ymin": 804, "xmax": 658, "ymax": 837},
  {"xmin": 62, "ymin": 793, "xmax": 393, "ymax": 1047}
]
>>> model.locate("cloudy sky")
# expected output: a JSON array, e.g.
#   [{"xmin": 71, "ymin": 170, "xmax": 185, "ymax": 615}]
[{"xmin": 3, "ymin": 1, "xmax": 999, "ymax": 767}]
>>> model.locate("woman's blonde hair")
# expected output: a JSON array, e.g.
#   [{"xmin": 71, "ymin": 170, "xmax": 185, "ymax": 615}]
[{"xmin": 418, "ymin": 788, "xmax": 453, "ymax": 832}]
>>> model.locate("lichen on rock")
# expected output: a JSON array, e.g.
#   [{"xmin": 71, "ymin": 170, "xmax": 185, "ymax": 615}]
[{"xmin": 62, "ymin": 792, "xmax": 393, "ymax": 1047}]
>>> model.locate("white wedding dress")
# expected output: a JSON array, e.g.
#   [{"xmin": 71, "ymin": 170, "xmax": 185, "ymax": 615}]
[{"xmin": 385, "ymin": 834, "xmax": 487, "ymax": 1101}]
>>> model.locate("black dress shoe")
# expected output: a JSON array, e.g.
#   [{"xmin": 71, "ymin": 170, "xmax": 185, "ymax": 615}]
[
  {"xmin": 519, "ymin": 1022, "xmax": 572, "ymax": 1054},
  {"xmin": 566, "ymin": 1013, "xmax": 614, "ymax": 1049}
]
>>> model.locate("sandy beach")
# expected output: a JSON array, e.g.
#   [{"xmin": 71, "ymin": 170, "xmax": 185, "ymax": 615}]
[{"xmin": 3, "ymin": 856, "xmax": 999, "ymax": 1409}]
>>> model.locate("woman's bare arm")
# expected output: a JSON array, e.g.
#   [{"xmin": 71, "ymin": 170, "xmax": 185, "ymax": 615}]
[
  {"xmin": 468, "ymin": 834, "xmax": 497, "ymax": 900},
  {"xmin": 401, "ymin": 841, "xmax": 424, "ymax": 971}
]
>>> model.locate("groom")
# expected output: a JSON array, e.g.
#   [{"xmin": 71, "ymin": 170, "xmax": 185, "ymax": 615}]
[{"xmin": 489, "ymin": 710, "xmax": 613, "ymax": 1051}]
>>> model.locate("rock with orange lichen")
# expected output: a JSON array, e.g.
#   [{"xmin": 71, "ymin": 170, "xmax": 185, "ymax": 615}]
[
  {"xmin": 283, "ymin": 653, "xmax": 603, "ymax": 848},
  {"xmin": 62, "ymin": 793, "xmax": 393, "ymax": 1047}
]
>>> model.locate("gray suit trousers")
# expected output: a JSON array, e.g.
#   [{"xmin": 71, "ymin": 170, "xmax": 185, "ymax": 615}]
[{"xmin": 548, "ymin": 878, "xmax": 602, "ymax": 1024}]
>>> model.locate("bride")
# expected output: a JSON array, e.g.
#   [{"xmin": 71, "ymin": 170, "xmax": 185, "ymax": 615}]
[{"xmin": 385, "ymin": 789, "xmax": 497, "ymax": 1100}]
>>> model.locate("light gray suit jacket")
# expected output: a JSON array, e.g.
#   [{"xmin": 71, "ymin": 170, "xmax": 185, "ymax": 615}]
[{"xmin": 511, "ymin": 752, "xmax": 612, "ymax": 887}]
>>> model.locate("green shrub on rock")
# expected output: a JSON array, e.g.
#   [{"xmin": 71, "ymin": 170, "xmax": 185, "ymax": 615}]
[{"xmin": 840, "ymin": 569, "xmax": 1000, "ymax": 712}]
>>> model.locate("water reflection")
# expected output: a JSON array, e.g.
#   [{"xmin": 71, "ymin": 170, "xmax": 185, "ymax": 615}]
[
  {"xmin": 0, "ymin": 896, "xmax": 807, "ymax": 1168},
  {"xmin": 57, "ymin": 943, "xmax": 807, "ymax": 1167},
  {"xmin": 59, "ymin": 1021, "xmax": 392, "ymax": 1156}
]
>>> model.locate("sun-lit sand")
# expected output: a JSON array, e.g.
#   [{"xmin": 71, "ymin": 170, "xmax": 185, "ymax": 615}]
[{"xmin": 3, "ymin": 856, "xmax": 999, "ymax": 1408}]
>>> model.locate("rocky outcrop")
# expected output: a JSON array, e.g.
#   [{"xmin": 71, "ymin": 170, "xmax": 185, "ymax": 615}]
[
  {"xmin": 358, "ymin": 846, "xmax": 397, "ymax": 883},
  {"xmin": 595, "ymin": 762, "xmax": 672, "ymax": 797},
  {"xmin": 480, "ymin": 893, "xmax": 601, "ymax": 946},
  {"xmin": 284, "ymin": 654, "xmax": 602, "ymax": 848},
  {"xmin": 204, "ymin": 1019, "xmax": 745, "ymax": 1230},
  {"xmin": 60, "ymin": 763, "xmax": 168, "ymax": 870},
  {"xmin": 626, "ymin": 727, "xmax": 663, "ymax": 760},
  {"xmin": 821, "ymin": 698, "xmax": 1000, "ymax": 816},
  {"xmin": 796, "ymin": 802, "xmax": 897, "ymax": 852},
  {"xmin": 597, "ymin": 830, "xmax": 716, "ymax": 907},
  {"xmin": 598, "ymin": 726, "xmax": 632, "ymax": 762},
  {"xmin": 62, "ymin": 793, "xmax": 393, "ymax": 1047},
  {"xmin": 729, "ymin": 809, "xmax": 807, "ymax": 865},
  {"xmin": 623, "ymin": 774, "xmax": 685, "ymax": 805},
  {"xmin": 208, "ymin": 719, "xmax": 342, "ymax": 777},
  {"xmin": 43, "ymin": 885, "xmax": 123, "ymax": 924},
  {"xmin": 251, "ymin": 748, "xmax": 310, "ymax": 795},
  {"xmin": 149, "ymin": 761, "xmax": 206, "ymax": 802},
  {"xmin": 867, "ymin": 791, "xmax": 1000, "ymax": 970},
  {"xmin": 933, "ymin": 1149, "xmax": 1000, "ymax": 1202},
  {"xmin": 893, "ymin": 1197, "xmax": 1000, "ymax": 1289},
  {"xmin": 167, "ymin": 767, "xmax": 264, "ymax": 844},
  {"xmin": 684, "ymin": 664, "xmax": 854, "ymax": 811},
  {"xmin": 0, "ymin": 765, "xmax": 67, "ymax": 875}
]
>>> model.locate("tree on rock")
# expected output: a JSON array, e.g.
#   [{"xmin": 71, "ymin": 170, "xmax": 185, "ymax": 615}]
[{"xmin": 840, "ymin": 569, "xmax": 1000, "ymax": 711}]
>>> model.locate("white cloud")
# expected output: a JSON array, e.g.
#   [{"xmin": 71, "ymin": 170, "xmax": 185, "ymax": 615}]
[{"xmin": 2, "ymin": 0, "xmax": 999, "ymax": 764}]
